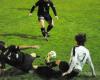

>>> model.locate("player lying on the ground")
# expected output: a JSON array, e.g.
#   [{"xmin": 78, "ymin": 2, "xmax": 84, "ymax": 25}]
[
  {"xmin": 31, "ymin": 51, "xmax": 70, "ymax": 80},
  {"xmin": 29, "ymin": 0, "xmax": 58, "ymax": 40},
  {"xmin": 0, "ymin": 50, "xmax": 60, "ymax": 80},
  {"xmin": 0, "ymin": 49, "xmax": 62, "ymax": 80},
  {"xmin": 33, "ymin": 60, "xmax": 69, "ymax": 80},
  {"xmin": 62, "ymin": 33, "xmax": 96, "ymax": 80},
  {"xmin": 0, "ymin": 41, "xmax": 40, "ymax": 74},
  {"xmin": 0, "ymin": 48, "xmax": 57, "ymax": 77}
]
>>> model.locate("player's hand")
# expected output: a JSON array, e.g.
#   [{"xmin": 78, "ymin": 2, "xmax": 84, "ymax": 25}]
[
  {"xmin": 55, "ymin": 16, "xmax": 58, "ymax": 20},
  {"xmin": 92, "ymin": 75, "xmax": 96, "ymax": 78},
  {"xmin": 92, "ymin": 73, "xmax": 96, "ymax": 77},
  {"xmin": 62, "ymin": 72, "xmax": 67, "ymax": 76},
  {"xmin": 29, "ymin": 13, "xmax": 32, "ymax": 16},
  {"xmin": 32, "ymin": 45, "xmax": 40, "ymax": 49},
  {"xmin": 92, "ymin": 72, "xmax": 96, "ymax": 77}
]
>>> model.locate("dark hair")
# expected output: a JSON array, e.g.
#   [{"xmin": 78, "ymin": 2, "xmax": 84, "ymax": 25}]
[
  {"xmin": 40, "ymin": 0, "xmax": 50, "ymax": 1},
  {"xmin": 0, "ymin": 41, "xmax": 5, "ymax": 50},
  {"xmin": 0, "ymin": 41, "xmax": 5, "ymax": 46},
  {"xmin": 75, "ymin": 33, "xmax": 86, "ymax": 46}
]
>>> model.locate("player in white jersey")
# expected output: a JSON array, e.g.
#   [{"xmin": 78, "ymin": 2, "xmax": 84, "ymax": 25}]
[{"xmin": 62, "ymin": 33, "xmax": 96, "ymax": 79}]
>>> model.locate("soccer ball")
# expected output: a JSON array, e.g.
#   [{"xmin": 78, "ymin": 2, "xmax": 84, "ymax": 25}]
[{"xmin": 48, "ymin": 51, "xmax": 56, "ymax": 58}]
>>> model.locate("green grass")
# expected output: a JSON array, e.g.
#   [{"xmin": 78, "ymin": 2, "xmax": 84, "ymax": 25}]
[{"xmin": 0, "ymin": 0, "xmax": 100, "ymax": 80}]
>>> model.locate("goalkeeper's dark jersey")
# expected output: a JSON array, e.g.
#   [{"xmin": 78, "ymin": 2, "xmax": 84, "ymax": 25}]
[
  {"xmin": 30, "ymin": 0, "xmax": 57, "ymax": 16},
  {"xmin": 0, "ymin": 45, "xmax": 35, "ymax": 72}
]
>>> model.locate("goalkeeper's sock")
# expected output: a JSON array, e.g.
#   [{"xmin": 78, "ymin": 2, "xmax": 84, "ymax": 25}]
[
  {"xmin": 47, "ymin": 25, "xmax": 53, "ymax": 32},
  {"xmin": 41, "ymin": 28, "xmax": 46, "ymax": 37}
]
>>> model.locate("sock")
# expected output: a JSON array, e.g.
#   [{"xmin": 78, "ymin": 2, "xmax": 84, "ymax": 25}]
[
  {"xmin": 47, "ymin": 25, "xmax": 53, "ymax": 32},
  {"xmin": 41, "ymin": 28, "xmax": 46, "ymax": 37}
]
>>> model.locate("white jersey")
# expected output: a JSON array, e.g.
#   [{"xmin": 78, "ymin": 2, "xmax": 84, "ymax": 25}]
[{"xmin": 67, "ymin": 46, "xmax": 95, "ymax": 75}]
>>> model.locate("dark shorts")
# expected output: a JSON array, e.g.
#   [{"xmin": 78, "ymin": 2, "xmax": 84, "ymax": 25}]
[
  {"xmin": 59, "ymin": 61, "xmax": 79, "ymax": 80},
  {"xmin": 17, "ymin": 54, "xmax": 35, "ymax": 72},
  {"xmin": 35, "ymin": 66, "xmax": 62, "ymax": 79},
  {"xmin": 38, "ymin": 14, "xmax": 52, "ymax": 22}
]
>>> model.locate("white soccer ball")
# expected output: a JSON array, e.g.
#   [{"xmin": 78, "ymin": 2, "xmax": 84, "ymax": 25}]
[{"xmin": 48, "ymin": 51, "xmax": 56, "ymax": 58}]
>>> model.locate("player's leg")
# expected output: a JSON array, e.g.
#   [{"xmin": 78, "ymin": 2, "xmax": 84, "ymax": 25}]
[
  {"xmin": 59, "ymin": 61, "xmax": 79, "ymax": 80},
  {"xmin": 20, "ymin": 53, "xmax": 40, "ymax": 73},
  {"xmin": 38, "ymin": 16, "xmax": 47, "ymax": 37},
  {"xmin": 45, "ymin": 15, "xmax": 54, "ymax": 34},
  {"xmin": 58, "ymin": 61, "xmax": 69, "ymax": 73},
  {"xmin": 47, "ymin": 19, "xmax": 54, "ymax": 33},
  {"xmin": 34, "ymin": 65, "xmax": 60, "ymax": 79}
]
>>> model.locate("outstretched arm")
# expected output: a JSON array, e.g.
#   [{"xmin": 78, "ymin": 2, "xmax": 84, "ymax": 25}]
[
  {"xmin": 87, "ymin": 53, "xmax": 96, "ymax": 77},
  {"xmin": 18, "ymin": 45, "xmax": 40, "ymax": 50},
  {"xmin": 29, "ymin": 1, "xmax": 39, "ymax": 16},
  {"xmin": 45, "ymin": 52, "xmax": 51, "ymax": 63},
  {"xmin": 50, "ymin": 1, "xmax": 58, "ymax": 19}
]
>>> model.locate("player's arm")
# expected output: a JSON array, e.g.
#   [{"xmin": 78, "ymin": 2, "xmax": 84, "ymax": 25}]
[
  {"xmin": 87, "ymin": 52, "xmax": 96, "ymax": 77},
  {"xmin": 29, "ymin": 1, "xmax": 39, "ymax": 16},
  {"xmin": 45, "ymin": 52, "xmax": 52, "ymax": 63},
  {"xmin": 7, "ymin": 45, "xmax": 39, "ymax": 50},
  {"xmin": 46, "ymin": 56, "xmax": 50, "ymax": 63},
  {"xmin": 50, "ymin": 1, "xmax": 58, "ymax": 19},
  {"xmin": 69, "ymin": 48, "xmax": 73, "ymax": 64},
  {"xmin": 18, "ymin": 45, "xmax": 40, "ymax": 50},
  {"xmin": 45, "ymin": 56, "xmax": 57, "ymax": 68}
]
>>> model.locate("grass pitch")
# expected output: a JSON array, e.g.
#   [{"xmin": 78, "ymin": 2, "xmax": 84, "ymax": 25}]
[{"xmin": 0, "ymin": 0, "xmax": 100, "ymax": 80}]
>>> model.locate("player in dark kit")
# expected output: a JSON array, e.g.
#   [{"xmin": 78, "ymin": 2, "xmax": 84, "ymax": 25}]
[
  {"xmin": 32, "ymin": 60, "xmax": 70, "ymax": 80},
  {"xmin": 0, "ymin": 41, "xmax": 40, "ymax": 74},
  {"xmin": 29, "ymin": 0, "xmax": 58, "ymax": 40}
]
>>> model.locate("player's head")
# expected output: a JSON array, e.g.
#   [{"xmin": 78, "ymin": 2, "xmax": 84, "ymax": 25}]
[
  {"xmin": 75, "ymin": 33, "xmax": 86, "ymax": 46},
  {"xmin": 0, "ymin": 41, "xmax": 5, "ymax": 46},
  {"xmin": 39, "ymin": 0, "xmax": 50, "ymax": 2},
  {"xmin": 0, "ymin": 41, "xmax": 5, "ymax": 51},
  {"xmin": 0, "ymin": 41, "xmax": 5, "ymax": 48},
  {"xmin": 44, "ymin": 0, "xmax": 49, "ymax": 2}
]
